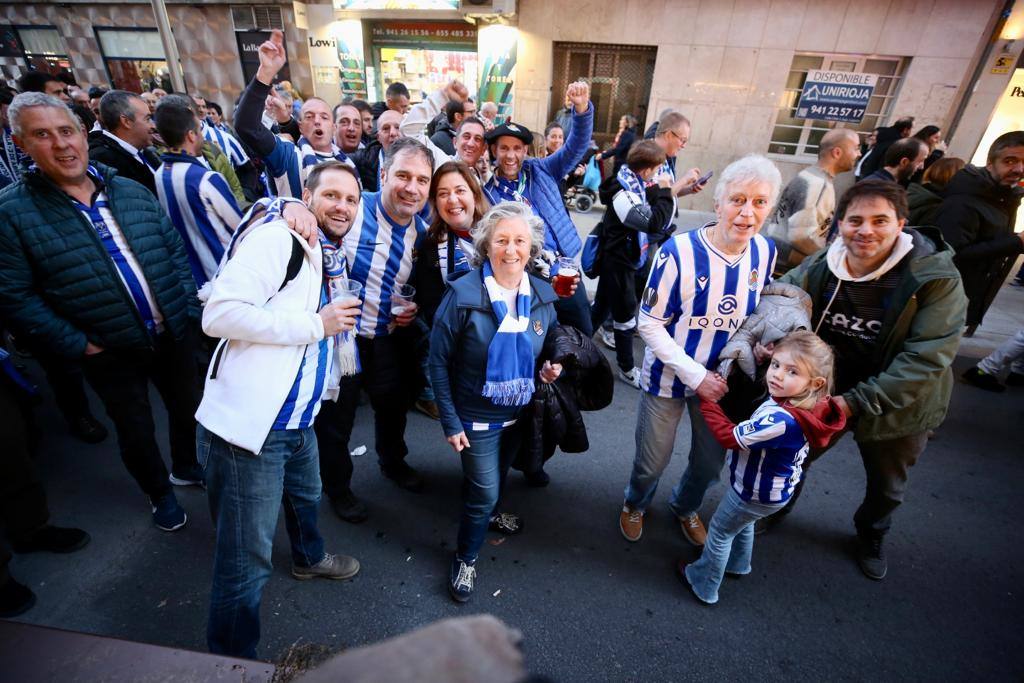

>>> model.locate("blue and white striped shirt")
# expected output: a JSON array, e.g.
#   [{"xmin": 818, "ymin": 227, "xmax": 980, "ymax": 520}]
[
  {"xmin": 155, "ymin": 152, "xmax": 243, "ymax": 287},
  {"xmin": 730, "ymin": 399, "xmax": 808, "ymax": 504},
  {"xmin": 639, "ymin": 224, "xmax": 776, "ymax": 398},
  {"xmin": 264, "ymin": 136, "xmax": 355, "ymax": 199},
  {"xmin": 202, "ymin": 123, "xmax": 250, "ymax": 168},
  {"xmin": 342, "ymin": 191, "xmax": 427, "ymax": 338},
  {"xmin": 272, "ymin": 284, "xmax": 334, "ymax": 430}
]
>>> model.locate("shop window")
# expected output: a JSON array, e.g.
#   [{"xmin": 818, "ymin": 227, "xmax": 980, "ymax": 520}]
[
  {"xmin": 95, "ymin": 28, "xmax": 171, "ymax": 94},
  {"xmin": 15, "ymin": 27, "xmax": 72, "ymax": 77},
  {"xmin": 768, "ymin": 52, "xmax": 908, "ymax": 159},
  {"xmin": 231, "ymin": 6, "xmax": 284, "ymax": 31},
  {"xmin": 368, "ymin": 21, "xmax": 478, "ymax": 102},
  {"xmin": 551, "ymin": 42, "xmax": 657, "ymax": 148}
]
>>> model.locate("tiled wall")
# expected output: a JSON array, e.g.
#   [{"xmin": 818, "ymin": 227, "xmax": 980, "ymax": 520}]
[
  {"xmin": 0, "ymin": 2, "xmax": 313, "ymax": 123},
  {"xmin": 516, "ymin": 0, "xmax": 1000, "ymax": 210}
]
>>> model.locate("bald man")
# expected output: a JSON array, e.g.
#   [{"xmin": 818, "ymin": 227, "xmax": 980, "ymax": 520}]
[
  {"xmin": 765, "ymin": 128, "xmax": 861, "ymax": 271},
  {"xmin": 350, "ymin": 108, "xmax": 404, "ymax": 192}
]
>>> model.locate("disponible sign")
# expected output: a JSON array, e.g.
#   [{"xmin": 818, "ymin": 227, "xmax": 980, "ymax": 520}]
[{"xmin": 796, "ymin": 70, "xmax": 877, "ymax": 124}]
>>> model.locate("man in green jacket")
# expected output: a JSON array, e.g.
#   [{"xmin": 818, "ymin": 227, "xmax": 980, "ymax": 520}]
[
  {"xmin": 0, "ymin": 92, "xmax": 202, "ymax": 532},
  {"xmin": 763, "ymin": 179, "xmax": 967, "ymax": 581}
]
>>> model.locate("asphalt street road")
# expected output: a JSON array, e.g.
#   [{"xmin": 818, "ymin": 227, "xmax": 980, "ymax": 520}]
[{"xmin": 5, "ymin": 210, "xmax": 1024, "ymax": 681}]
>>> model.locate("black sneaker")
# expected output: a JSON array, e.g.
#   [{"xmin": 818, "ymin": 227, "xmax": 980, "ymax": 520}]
[
  {"xmin": 448, "ymin": 556, "xmax": 476, "ymax": 603},
  {"xmin": 856, "ymin": 535, "xmax": 887, "ymax": 580},
  {"xmin": 1007, "ymin": 372, "xmax": 1024, "ymax": 387},
  {"xmin": 488, "ymin": 512, "xmax": 523, "ymax": 535},
  {"xmin": 151, "ymin": 492, "xmax": 187, "ymax": 531},
  {"xmin": 381, "ymin": 462, "xmax": 425, "ymax": 493},
  {"xmin": 169, "ymin": 464, "xmax": 206, "ymax": 487},
  {"xmin": 330, "ymin": 490, "xmax": 369, "ymax": 524},
  {"xmin": 962, "ymin": 367, "xmax": 1006, "ymax": 393},
  {"xmin": 11, "ymin": 525, "xmax": 91, "ymax": 554},
  {"xmin": 0, "ymin": 576, "xmax": 36, "ymax": 618},
  {"xmin": 69, "ymin": 415, "xmax": 108, "ymax": 444}
]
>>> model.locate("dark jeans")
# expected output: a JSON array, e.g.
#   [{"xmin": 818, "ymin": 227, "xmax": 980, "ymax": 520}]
[
  {"xmin": 80, "ymin": 330, "xmax": 201, "ymax": 501},
  {"xmin": 317, "ymin": 333, "xmax": 418, "ymax": 489},
  {"xmin": 0, "ymin": 379, "xmax": 50, "ymax": 583},
  {"xmin": 554, "ymin": 282, "xmax": 593, "ymax": 337},
  {"xmin": 201, "ymin": 424, "xmax": 325, "ymax": 660},
  {"xmin": 457, "ymin": 425, "xmax": 522, "ymax": 564},
  {"xmin": 590, "ymin": 261, "xmax": 639, "ymax": 371},
  {"xmin": 770, "ymin": 428, "xmax": 929, "ymax": 539}
]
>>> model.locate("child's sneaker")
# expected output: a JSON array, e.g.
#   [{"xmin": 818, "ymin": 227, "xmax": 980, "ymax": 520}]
[{"xmin": 962, "ymin": 367, "xmax": 1006, "ymax": 393}]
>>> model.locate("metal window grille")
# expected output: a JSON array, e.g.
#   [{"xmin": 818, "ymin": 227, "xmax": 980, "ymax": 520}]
[
  {"xmin": 550, "ymin": 42, "xmax": 657, "ymax": 147},
  {"xmin": 231, "ymin": 6, "xmax": 283, "ymax": 32},
  {"xmin": 768, "ymin": 52, "xmax": 909, "ymax": 160}
]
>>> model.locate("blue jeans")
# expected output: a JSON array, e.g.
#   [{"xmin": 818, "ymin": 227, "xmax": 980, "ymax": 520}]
[
  {"xmin": 624, "ymin": 392, "xmax": 726, "ymax": 516},
  {"xmin": 457, "ymin": 425, "xmax": 522, "ymax": 564},
  {"xmin": 200, "ymin": 424, "xmax": 326, "ymax": 659},
  {"xmin": 684, "ymin": 488, "xmax": 782, "ymax": 604}
]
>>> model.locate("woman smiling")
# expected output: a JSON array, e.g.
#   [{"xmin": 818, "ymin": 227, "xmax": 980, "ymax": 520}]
[{"xmin": 428, "ymin": 202, "xmax": 562, "ymax": 603}]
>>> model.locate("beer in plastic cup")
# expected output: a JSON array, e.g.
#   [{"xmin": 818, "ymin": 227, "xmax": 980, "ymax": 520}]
[
  {"xmin": 553, "ymin": 257, "xmax": 578, "ymax": 297},
  {"xmin": 391, "ymin": 284, "xmax": 416, "ymax": 317}
]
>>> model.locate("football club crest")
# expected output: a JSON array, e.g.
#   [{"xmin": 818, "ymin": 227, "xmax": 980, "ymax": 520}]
[
  {"xmin": 748, "ymin": 269, "xmax": 759, "ymax": 291},
  {"xmin": 533, "ymin": 320, "xmax": 544, "ymax": 336}
]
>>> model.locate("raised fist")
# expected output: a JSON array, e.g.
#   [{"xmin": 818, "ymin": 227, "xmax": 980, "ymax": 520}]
[
  {"xmin": 566, "ymin": 81, "xmax": 591, "ymax": 113},
  {"xmin": 444, "ymin": 79, "xmax": 469, "ymax": 103}
]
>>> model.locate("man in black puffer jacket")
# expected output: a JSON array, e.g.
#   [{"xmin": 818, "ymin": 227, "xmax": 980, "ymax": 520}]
[
  {"xmin": 0, "ymin": 92, "xmax": 202, "ymax": 532},
  {"xmin": 934, "ymin": 131, "xmax": 1024, "ymax": 333}
]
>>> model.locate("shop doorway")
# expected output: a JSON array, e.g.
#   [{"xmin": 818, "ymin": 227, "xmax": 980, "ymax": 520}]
[
  {"xmin": 368, "ymin": 21, "xmax": 478, "ymax": 103},
  {"xmin": 550, "ymin": 42, "xmax": 657, "ymax": 147}
]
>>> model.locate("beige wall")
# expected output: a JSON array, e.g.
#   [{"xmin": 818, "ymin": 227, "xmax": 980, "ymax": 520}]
[{"xmin": 515, "ymin": 0, "xmax": 1000, "ymax": 211}]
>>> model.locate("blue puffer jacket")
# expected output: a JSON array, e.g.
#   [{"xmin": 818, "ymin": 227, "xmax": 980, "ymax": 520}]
[
  {"xmin": 428, "ymin": 266, "xmax": 559, "ymax": 437},
  {"xmin": 0, "ymin": 163, "xmax": 199, "ymax": 359},
  {"xmin": 484, "ymin": 104, "xmax": 594, "ymax": 258}
]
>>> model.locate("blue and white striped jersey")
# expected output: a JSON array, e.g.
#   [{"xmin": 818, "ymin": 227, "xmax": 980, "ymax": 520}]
[
  {"xmin": 343, "ymin": 191, "xmax": 427, "ymax": 339},
  {"xmin": 639, "ymin": 224, "xmax": 776, "ymax": 398},
  {"xmin": 729, "ymin": 399, "xmax": 808, "ymax": 504},
  {"xmin": 272, "ymin": 284, "xmax": 334, "ymax": 430},
  {"xmin": 155, "ymin": 152, "xmax": 243, "ymax": 287},
  {"xmin": 264, "ymin": 136, "xmax": 355, "ymax": 199},
  {"xmin": 202, "ymin": 123, "xmax": 250, "ymax": 168}
]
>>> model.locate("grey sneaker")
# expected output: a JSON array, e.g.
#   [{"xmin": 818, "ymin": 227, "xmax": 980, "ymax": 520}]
[
  {"xmin": 618, "ymin": 367, "xmax": 641, "ymax": 389},
  {"xmin": 855, "ymin": 536, "xmax": 887, "ymax": 581},
  {"xmin": 292, "ymin": 552, "xmax": 360, "ymax": 581},
  {"xmin": 598, "ymin": 328, "xmax": 616, "ymax": 350}
]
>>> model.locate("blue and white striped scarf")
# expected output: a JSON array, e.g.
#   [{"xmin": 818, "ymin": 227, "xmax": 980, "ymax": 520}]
[
  {"xmin": 480, "ymin": 261, "xmax": 535, "ymax": 407},
  {"xmin": 322, "ymin": 236, "xmax": 360, "ymax": 378},
  {"xmin": 298, "ymin": 137, "xmax": 349, "ymax": 172},
  {"xmin": 617, "ymin": 164, "xmax": 650, "ymax": 268}
]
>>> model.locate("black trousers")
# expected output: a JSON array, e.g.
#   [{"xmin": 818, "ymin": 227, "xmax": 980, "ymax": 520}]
[
  {"xmin": 314, "ymin": 331, "xmax": 418, "ymax": 498},
  {"xmin": 590, "ymin": 261, "xmax": 639, "ymax": 372},
  {"xmin": 80, "ymin": 330, "xmax": 201, "ymax": 502},
  {"xmin": 35, "ymin": 351, "xmax": 95, "ymax": 425},
  {"xmin": 0, "ymin": 379, "xmax": 49, "ymax": 583}
]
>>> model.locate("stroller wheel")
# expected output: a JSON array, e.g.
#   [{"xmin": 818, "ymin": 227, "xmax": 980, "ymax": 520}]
[{"xmin": 575, "ymin": 194, "xmax": 593, "ymax": 213}]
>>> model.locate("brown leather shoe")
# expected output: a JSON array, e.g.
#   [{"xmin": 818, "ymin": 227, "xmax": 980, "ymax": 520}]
[
  {"xmin": 678, "ymin": 512, "xmax": 707, "ymax": 546},
  {"xmin": 619, "ymin": 506, "xmax": 644, "ymax": 542}
]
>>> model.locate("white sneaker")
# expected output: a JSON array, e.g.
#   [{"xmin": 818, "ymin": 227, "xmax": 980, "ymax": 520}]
[
  {"xmin": 598, "ymin": 328, "xmax": 616, "ymax": 350},
  {"xmin": 618, "ymin": 367, "xmax": 641, "ymax": 389}
]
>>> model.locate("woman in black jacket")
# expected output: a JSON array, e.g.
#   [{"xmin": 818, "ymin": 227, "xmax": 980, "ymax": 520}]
[{"xmin": 589, "ymin": 140, "xmax": 676, "ymax": 386}]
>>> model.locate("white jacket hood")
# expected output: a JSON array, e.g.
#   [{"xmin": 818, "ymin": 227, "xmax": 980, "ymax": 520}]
[{"xmin": 825, "ymin": 232, "xmax": 914, "ymax": 282}]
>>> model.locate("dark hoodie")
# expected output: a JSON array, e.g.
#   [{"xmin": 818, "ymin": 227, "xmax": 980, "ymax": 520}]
[
  {"xmin": 595, "ymin": 174, "xmax": 675, "ymax": 270},
  {"xmin": 934, "ymin": 164, "xmax": 1024, "ymax": 327},
  {"xmin": 856, "ymin": 125, "xmax": 904, "ymax": 180}
]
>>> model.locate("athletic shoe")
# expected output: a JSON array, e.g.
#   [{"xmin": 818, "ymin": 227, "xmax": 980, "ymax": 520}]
[
  {"xmin": 488, "ymin": 512, "xmax": 523, "ymax": 535},
  {"xmin": 961, "ymin": 367, "xmax": 1006, "ymax": 393},
  {"xmin": 678, "ymin": 512, "xmax": 707, "ymax": 546},
  {"xmin": 11, "ymin": 525, "xmax": 90, "ymax": 554},
  {"xmin": 292, "ymin": 552, "xmax": 360, "ymax": 580},
  {"xmin": 597, "ymin": 328, "xmax": 616, "ymax": 350},
  {"xmin": 618, "ymin": 367, "xmax": 641, "ymax": 389},
  {"xmin": 169, "ymin": 464, "xmax": 205, "ymax": 487},
  {"xmin": 449, "ymin": 556, "xmax": 476, "ymax": 603},
  {"xmin": 856, "ymin": 535, "xmax": 887, "ymax": 580},
  {"xmin": 151, "ymin": 493, "xmax": 187, "ymax": 532},
  {"xmin": 619, "ymin": 506, "xmax": 643, "ymax": 542}
]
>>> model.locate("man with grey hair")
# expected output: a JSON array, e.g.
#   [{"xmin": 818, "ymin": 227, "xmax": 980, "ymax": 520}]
[
  {"xmin": 0, "ymin": 92, "xmax": 202, "ymax": 531},
  {"xmin": 87, "ymin": 89, "xmax": 160, "ymax": 194},
  {"xmin": 764, "ymin": 127, "xmax": 861, "ymax": 272},
  {"xmin": 479, "ymin": 101, "xmax": 498, "ymax": 130}
]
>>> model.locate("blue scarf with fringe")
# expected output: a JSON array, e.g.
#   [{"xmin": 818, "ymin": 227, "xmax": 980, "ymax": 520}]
[{"xmin": 480, "ymin": 261, "xmax": 535, "ymax": 407}]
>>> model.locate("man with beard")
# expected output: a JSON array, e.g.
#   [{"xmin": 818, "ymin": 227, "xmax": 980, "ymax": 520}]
[
  {"xmin": 860, "ymin": 136, "xmax": 927, "ymax": 188},
  {"xmin": 235, "ymin": 29, "xmax": 354, "ymax": 198},
  {"xmin": 197, "ymin": 160, "xmax": 364, "ymax": 659}
]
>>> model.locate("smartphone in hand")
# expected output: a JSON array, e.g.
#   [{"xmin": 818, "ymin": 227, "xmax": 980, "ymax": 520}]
[{"xmin": 696, "ymin": 170, "xmax": 714, "ymax": 186}]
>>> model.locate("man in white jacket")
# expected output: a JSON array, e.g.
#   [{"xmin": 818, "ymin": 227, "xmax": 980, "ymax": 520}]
[
  {"xmin": 399, "ymin": 80, "xmax": 489, "ymax": 182},
  {"xmin": 196, "ymin": 161, "xmax": 363, "ymax": 660}
]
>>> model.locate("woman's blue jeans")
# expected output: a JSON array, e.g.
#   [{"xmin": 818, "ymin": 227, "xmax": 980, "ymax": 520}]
[
  {"xmin": 457, "ymin": 425, "xmax": 522, "ymax": 564},
  {"xmin": 684, "ymin": 488, "xmax": 783, "ymax": 604},
  {"xmin": 200, "ymin": 424, "xmax": 325, "ymax": 659}
]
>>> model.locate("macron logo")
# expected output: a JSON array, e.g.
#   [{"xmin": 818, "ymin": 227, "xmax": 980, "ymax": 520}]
[{"xmin": 697, "ymin": 276, "xmax": 708, "ymax": 289}]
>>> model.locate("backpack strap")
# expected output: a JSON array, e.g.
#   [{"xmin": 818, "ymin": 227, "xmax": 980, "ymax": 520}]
[{"xmin": 280, "ymin": 236, "xmax": 305, "ymax": 291}]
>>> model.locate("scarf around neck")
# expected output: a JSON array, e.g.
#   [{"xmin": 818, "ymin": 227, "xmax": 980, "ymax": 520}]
[
  {"xmin": 298, "ymin": 137, "xmax": 349, "ymax": 172},
  {"xmin": 321, "ymin": 234, "xmax": 360, "ymax": 380},
  {"xmin": 491, "ymin": 172, "xmax": 530, "ymax": 206},
  {"xmin": 480, "ymin": 261, "xmax": 536, "ymax": 407},
  {"xmin": 617, "ymin": 164, "xmax": 651, "ymax": 268}
]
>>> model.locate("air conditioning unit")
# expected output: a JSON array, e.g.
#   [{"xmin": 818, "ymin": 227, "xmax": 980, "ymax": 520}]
[{"xmin": 460, "ymin": 0, "xmax": 516, "ymax": 17}]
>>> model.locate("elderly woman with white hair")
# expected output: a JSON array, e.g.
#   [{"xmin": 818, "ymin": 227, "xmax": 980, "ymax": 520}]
[
  {"xmin": 428, "ymin": 201, "xmax": 563, "ymax": 603},
  {"xmin": 616, "ymin": 154, "xmax": 782, "ymax": 547}
]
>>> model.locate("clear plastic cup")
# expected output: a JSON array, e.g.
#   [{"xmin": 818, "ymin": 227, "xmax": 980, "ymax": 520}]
[
  {"xmin": 390, "ymin": 283, "xmax": 416, "ymax": 317},
  {"xmin": 332, "ymin": 278, "xmax": 363, "ymax": 309}
]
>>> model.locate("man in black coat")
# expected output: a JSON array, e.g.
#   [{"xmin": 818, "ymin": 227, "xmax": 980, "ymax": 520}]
[
  {"xmin": 87, "ymin": 90, "xmax": 161, "ymax": 195},
  {"xmin": 350, "ymin": 108, "xmax": 402, "ymax": 192},
  {"xmin": 935, "ymin": 130, "xmax": 1024, "ymax": 333}
]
